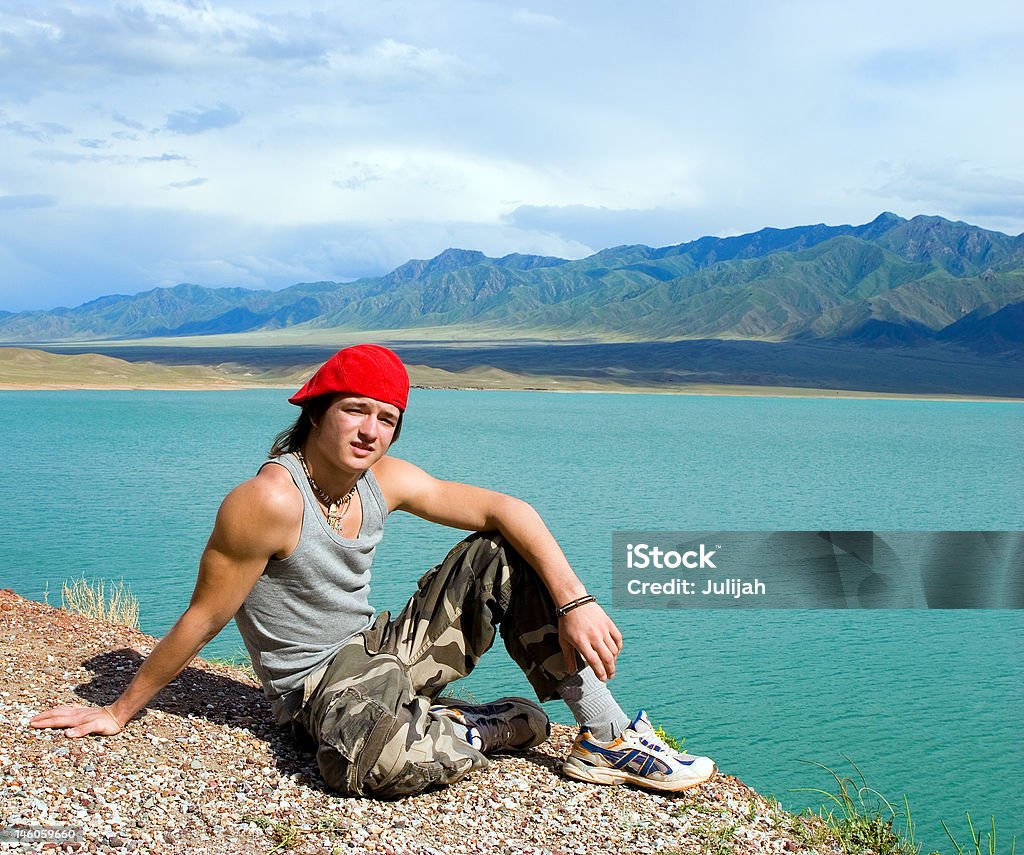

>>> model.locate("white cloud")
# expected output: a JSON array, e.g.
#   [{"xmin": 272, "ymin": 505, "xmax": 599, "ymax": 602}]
[
  {"xmin": 324, "ymin": 39, "xmax": 466, "ymax": 84},
  {"xmin": 165, "ymin": 177, "xmax": 208, "ymax": 190},
  {"xmin": 870, "ymin": 160, "xmax": 1024, "ymax": 233},
  {"xmin": 505, "ymin": 205, "xmax": 715, "ymax": 251},
  {"xmin": 511, "ymin": 9, "xmax": 564, "ymax": 29}
]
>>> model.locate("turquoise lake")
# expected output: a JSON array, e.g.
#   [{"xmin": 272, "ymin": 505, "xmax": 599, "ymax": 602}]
[{"xmin": 2, "ymin": 389, "xmax": 1021, "ymax": 850}]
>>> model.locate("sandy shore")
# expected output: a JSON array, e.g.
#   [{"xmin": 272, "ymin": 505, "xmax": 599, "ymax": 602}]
[{"xmin": 1, "ymin": 347, "xmax": 1018, "ymax": 401}]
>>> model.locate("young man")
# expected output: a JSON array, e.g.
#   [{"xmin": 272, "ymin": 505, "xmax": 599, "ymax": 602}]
[{"xmin": 31, "ymin": 344, "xmax": 716, "ymax": 798}]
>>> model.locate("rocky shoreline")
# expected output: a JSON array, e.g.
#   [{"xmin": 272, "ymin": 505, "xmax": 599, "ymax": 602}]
[{"xmin": 0, "ymin": 590, "xmax": 842, "ymax": 854}]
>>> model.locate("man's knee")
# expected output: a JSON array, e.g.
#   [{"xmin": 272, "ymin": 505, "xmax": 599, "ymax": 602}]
[
  {"xmin": 309, "ymin": 685, "xmax": 396, "ymax": 796},
  {"xmin": 316, "ymin": 706, "xmax": 485, "ymax": 799}
]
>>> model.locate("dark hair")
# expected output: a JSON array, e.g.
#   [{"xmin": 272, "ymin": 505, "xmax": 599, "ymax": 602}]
[{"xmin": 268, "ymin": 394, "xmax": 403, "ymax": 457}]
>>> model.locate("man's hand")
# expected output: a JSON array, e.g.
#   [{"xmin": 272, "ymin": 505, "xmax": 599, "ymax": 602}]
[
  {"xmin": 558, "ymin": 602, "xmax": 624, "ymax": 681},
  {"xmin": 29, "ymin": 705, "xmax": 123, "ymax": 738}
]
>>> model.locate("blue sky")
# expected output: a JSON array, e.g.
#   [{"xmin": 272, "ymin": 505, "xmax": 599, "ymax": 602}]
[{"xmin": 1, "ymin": 0, "xmax": 1021, "ymax": 311}]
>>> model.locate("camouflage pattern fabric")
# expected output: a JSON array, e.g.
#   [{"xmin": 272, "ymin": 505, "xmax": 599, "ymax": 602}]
[{"xmin": 294, "ymin": 531, "xmax": 571, "ymax": 798}]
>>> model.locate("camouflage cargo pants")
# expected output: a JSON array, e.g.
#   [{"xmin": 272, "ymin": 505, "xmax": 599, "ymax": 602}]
[{"xmin": 293, "ymin": 531, "xmax": 571, "ymax": 798}]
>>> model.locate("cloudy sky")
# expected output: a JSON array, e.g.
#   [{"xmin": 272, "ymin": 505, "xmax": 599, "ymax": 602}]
[{"xmin": 1, "ymin": 0, "xmax": 1021, "ymax": 311}]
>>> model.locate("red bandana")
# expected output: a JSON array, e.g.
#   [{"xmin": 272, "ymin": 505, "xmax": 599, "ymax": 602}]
[{"xmin": 288, "ymin": 344, "xmax": 410, "ymax": 411}]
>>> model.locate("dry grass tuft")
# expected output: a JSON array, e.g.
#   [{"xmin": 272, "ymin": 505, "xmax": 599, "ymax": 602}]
[{"xmin": 61, "ymin": 576, "xmax": 140, "ymax": 629}]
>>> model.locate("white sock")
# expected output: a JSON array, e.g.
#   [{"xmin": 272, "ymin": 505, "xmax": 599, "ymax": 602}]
[{"xmin": 555, "ymin": 666, "xmax": 631, "ymax": 741}]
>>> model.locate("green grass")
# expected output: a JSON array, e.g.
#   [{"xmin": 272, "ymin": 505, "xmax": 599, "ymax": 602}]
[
  {"xmin": 791, "ymin": 756, "xmax": 919, "ymax": 855},
  {"xmin": 240, "ymin": 813, "xmax": 354, "ymax": 854},
  {"xmin": 942, "ymin": 814, "xmax": 1016, "ymax": 855},
  {"xmin": 653, "ymin": 724, "xmax": 685, "ymax": 752},
  {"xmin": 790, "ymin": 756, "xmax": 1017, "ymax": 855}
]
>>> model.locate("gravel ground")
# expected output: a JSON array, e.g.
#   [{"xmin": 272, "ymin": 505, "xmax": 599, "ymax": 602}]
[{"xmin": 1, "ymin": 590, "xmax": 843, "ymax": 855}]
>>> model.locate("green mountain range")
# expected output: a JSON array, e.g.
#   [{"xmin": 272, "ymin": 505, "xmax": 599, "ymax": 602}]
[{"xmin": 2, "ymin": 213, "xmax": 1022, "ymax": 355}]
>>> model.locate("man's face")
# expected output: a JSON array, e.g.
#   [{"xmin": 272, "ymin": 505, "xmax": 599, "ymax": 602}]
[{"xmin": 314, "ymin": 395, "xmax": 401, "ymax": 471}]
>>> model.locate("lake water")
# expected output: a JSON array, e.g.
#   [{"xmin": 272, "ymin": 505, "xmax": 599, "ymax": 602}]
[{"xmin": 2, "ymin": 389, "xmax": 1021, "ymax": 850}]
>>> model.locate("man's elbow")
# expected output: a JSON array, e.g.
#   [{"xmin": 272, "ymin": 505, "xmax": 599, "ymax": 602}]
[
  {"xmin": 488, "ymin": 494, "xmax": 537, "ymax": 530},
  {"xmin": 179, "ymin": 605, "xmax": 233, "ymax": 645}
]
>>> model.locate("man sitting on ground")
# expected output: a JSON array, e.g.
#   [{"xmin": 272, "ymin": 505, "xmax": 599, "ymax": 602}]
[{"xmin": 31, "ymin": 344, "xmax": 716, "ymax": 798}]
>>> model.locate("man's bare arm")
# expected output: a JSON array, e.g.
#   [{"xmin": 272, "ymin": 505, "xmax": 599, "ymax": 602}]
[
  {"xmin": 374, "ymin": 456, "xmax": 624, "ymax": 681},
  {"xmin": 29, "ymin": 469, "xmax": 300, "ymax": 737}
]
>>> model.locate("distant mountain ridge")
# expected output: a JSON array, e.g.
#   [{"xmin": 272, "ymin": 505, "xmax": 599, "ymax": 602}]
[{"xmin": 2, "ymin": 213, "xmax": 1022, "ymax": 354}]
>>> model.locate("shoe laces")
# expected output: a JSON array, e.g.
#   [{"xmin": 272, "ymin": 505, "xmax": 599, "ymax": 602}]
[
  {"xmin": 628, "ymin": 725, "xmax": 678, "ymax": 757},
  {"xmin": 475, "ymin": 719, "xmax": 515, "ymax": 753}
]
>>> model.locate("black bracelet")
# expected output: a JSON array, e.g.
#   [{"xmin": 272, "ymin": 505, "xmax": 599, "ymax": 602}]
[{"xmin": 557, "ymin": 594, "xmax": 596, "ymax": 617}]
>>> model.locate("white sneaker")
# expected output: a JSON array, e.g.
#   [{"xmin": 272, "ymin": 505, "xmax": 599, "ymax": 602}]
[{"xmin": 562, "ymin": 710, "xmax": 716, "ymax": 792}]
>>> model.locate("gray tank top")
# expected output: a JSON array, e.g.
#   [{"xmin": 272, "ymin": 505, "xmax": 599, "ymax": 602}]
[{"xmin": 233, "ymin": 452, "xmax": 387, "ymax": 714}]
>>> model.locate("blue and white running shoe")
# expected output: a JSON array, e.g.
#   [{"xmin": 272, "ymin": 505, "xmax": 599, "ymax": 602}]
[{"xmin": 562, "ymin": 710, "xmax": 716, "ymax": 792}]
